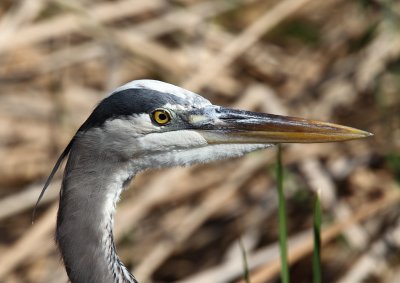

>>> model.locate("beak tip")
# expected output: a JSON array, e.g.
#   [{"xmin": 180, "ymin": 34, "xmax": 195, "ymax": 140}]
[{"xmin": 358, "ymin": 130, "xmax": 373, "ymax": 138}]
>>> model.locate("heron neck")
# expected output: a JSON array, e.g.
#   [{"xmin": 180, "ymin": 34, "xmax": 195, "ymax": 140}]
[{"xmin": 56, "ymin": 149, "xmax": 137, "ymax": 283}]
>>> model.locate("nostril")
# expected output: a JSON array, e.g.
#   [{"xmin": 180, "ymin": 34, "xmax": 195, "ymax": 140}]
[{"xmin": 219, "ymin": 114, "xmax": 248, "ymax": 120}]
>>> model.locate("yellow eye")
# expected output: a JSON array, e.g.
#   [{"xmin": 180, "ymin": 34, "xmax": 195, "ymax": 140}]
[{"xmin": 152, "ymin": 109, "xmax": 171, "ymax": 125}]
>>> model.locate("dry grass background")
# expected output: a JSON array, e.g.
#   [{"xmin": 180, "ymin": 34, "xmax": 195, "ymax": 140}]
[{"xmin": 0, "ymin": 0, "xmax": 399, "ymax": 282}]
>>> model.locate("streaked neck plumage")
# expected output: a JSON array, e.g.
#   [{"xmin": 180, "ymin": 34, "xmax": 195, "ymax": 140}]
[{"xmin": 56, "ymin": 138, "xmax": 138, "ymax": 283}]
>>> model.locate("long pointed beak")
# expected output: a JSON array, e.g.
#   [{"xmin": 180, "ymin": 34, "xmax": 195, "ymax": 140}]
[{"xmin": 190, "ymin": 107, "xmax": 372, "ymax": 144}]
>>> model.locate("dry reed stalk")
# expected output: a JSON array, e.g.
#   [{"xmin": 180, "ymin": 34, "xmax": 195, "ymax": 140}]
[
  {"xmin": 0, "ymin": 203, "xmax": 58, "ymax": 280},
  {"xmin": 133, "ymin": 152, "xmax": 273, "ymax": 281},
  {"xmin": 3, "ymin": 0, "xmax": 256, "ymax": 78},
  {"xmin": 237, "ymin": 186, "xmax": 400, "ymax": 283},
  {"xmin": 182, "ymin": 0, "xmax": 313, "ymax": 92},
  {"xmin": 0, "ymin": 0, "xmax": 47, "ymax": 46},
  {"xmin": 133, "ymin": 0, "xmax": 259, "ymax": 37},
  {"xmin": 0, "ymin": 0, "xmax": 165, "ymax": 52},
  {"xmin": 336, "ymin": 218, "xmax": 400, "ymax": 283},
  {"xmin": 178, "ymin": 230, "xmax": 310, "ymax": 283},
  {"xmin": 0, "ymin": 180, "xmax": 60, "ymax": 221}
]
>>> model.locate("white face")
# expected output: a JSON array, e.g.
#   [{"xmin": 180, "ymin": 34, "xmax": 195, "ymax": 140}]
[
  {"xmin": 80, "ymin": 105, "xmax": 270, "ymax": 170},
  {"xmin": 75, "ymin": 80, "xmax": 270, "ymax": 170}
]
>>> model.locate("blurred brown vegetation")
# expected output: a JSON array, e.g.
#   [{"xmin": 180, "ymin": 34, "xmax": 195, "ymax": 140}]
[{"xmin": 0, "ymin": 0, "xmax": 399, "ymax": 282}]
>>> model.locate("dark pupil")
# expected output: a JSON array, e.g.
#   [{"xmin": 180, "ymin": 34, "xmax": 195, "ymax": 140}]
[{"xmin": 158, "ymin": 113, "xmax": 167, "ymax": 120}]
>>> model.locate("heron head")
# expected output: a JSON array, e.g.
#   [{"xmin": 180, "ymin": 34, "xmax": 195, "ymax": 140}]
[
  {"xmin": 32, "ymin": 79, "xmax": 373, "ymax": 220},
  {"xmin": 73, "ymin": 80, "xmax": 371, "ymax": 168}
]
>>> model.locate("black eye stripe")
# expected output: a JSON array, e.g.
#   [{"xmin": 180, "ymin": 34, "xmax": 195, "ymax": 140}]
[{"xmin": 77, "ymin": 88, "xmax": 188, "ymax": 132}]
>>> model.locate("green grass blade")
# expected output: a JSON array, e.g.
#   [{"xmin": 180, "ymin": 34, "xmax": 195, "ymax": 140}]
[
  {"xmin": 239, "ymin": 237, "xmax": 250, "ymax": 283},
  {"xmin": 313, "ymin": 190, "xmax": 322, "ymax": 283},
  {"xmin": 277, "ymin": 145, "xmax": 290, "ymax": 283}
]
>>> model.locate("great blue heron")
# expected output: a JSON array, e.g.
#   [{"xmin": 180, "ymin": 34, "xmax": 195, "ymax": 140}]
[{"xmin": 34, "ymin": 80, "xmax": 371, "ymax": 283}]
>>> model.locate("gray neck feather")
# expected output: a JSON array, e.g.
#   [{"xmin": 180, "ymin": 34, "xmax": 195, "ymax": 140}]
[{"xmin": 56, "ymin": 140, "xmax": 138, "ymax": 283}]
